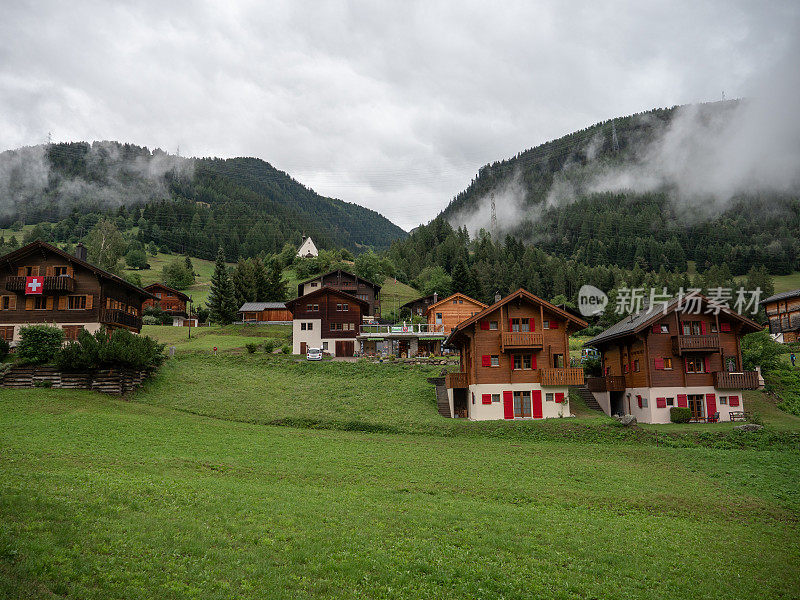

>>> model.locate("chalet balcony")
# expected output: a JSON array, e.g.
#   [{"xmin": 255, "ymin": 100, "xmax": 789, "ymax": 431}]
[
  {"xmin": 540, "ymin": 367, "xmax": 585, "ymax": 387},
  {"xmin": 501, "ymin": 331, "xmax": 543, "ymax": 350},
  {"xmin": 586, "ymin": 375, "xmax": 627, "ymax": 392},
  {"xmin": 713, "ymin": 371, "xmax": 759, "ymax": 390},
  {"xmin": 101, "ymin": 309, "xmax": 143, "ymax": 330},
  {"xmin": 446, "ymin": 371, "xmax": 469, "ymax": 388},
  {"xmin": 672, "ymin": 334, "xmax": 720, "ymax": 355},
  {"xmin": 5, "ymin": 275, "xmax": 76, "ymax": 294}
]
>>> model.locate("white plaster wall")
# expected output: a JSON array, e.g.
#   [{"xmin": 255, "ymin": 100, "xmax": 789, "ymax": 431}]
[
  {"xmin": 593, "ymin": 391, "xmax": 611, "ymax": 416},
  {"xmin": 292, "ymin": 319, "xmax": 321, "ymax": 354},
  {"xmin": 465, "ymin": 383, "xmax": 571, "ymax": 421}
]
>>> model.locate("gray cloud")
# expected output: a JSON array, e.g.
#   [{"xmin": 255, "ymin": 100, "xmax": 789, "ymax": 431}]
[{"xmin": 0, "ymin": 1, "xmax": 798, "ymax": 229}]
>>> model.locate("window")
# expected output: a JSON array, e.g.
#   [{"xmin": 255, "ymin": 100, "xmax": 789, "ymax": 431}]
[
  {"xmin": 356, "ymin": 293, "xmax": 368, "ymax": 302},
  {"xmin": 663, "ymin": 357, "xmax": 673, "ymax": 370},
  {"xmin": 310, "ymin": 282, "xmax": 319, "ymax": 288},
  {"xmin": 511, "ymin": 318, "xmax": 530, "ymax": 332},
  {"xmin": 491, "ymin": 394, "xmax": 500, "ymax": 403},
  {"xmin": 710, "ymin": 323, "xmax": 718, "ymax": 333},
  {"xmin": 490, "ymin": 355, "xmax": 499, "ymax": 367},
  {"xmin": 322, "ymin": 342, "xmax": 328, "ymax": 350},
  {"xmin": 543, "ymin": 320, "xmax": 549, "ymax": 329},
  {"xmin": 307, "ymin": 322, "xmax": 313, "ymax": 331},
  {"xmin": 1, "ymin": 296, "xmax": 10, "ymax": 310},
  {"xmin": 342, "ymin": 304, "xmax": 349, "ymax": 311},
  {"xmin": 513, "ymin": 391, "xmax": 532, "ymax": 418},
  {"xmin": 545, "ymin": 393, "xmax": 554, "ymax": 402},
  {"xmin": 436, "ymin": 312, "xmax": 443, "ymax": 325},
  {"xmin": 301, "ymin": 323, "xmax": 307, "ymax": 331},
  {"xmin": 0, "ymin": 326, "xmax": 13, "ymax": 341},
  {"xmin": 307, "ymin": 304, "xmax": 319, "ymax": 312},
  {"xmin": 660, "ymin": 324, "xmax": 669, "ymax": 333},
  {"xmin": 634, "ymin": 359, "xmax": 640, "ymax": 372},
  {"xmin": 331, "ymin": 323, "xmax": 344, "ymax": 331},
  {"xmin": 666, "ymin": 397, "xmax": 675, "ymax": 406},
  {"xmin": 33, "ymin": 296, "xmax": 47, "ymax": 310},
  {"xmin": 641, "ymin": 397, "xmax": 649, "ymax": 408},
  {"xmin": 513, "ymin": 354, "xmax": 521, "ymax": 370},
  {"xmin": 553, "ymin": 353, "xmax": 565, "ymax": 368},
  {"xmin": 458, "ymin": 299, "xmax": 463, "ymax": 304},
  {"xmin": 453, "ymin": 299, "xmax": 458, "ymax": 304},
  {"xmin": 155, "ymin": 292, "xmax": 162, "ymax": 299},
  {"xmin": 62, "ymin": 325, "xmax": 83, "ymax": 341},
  {"xmin": 489, "ymin": 321, "xmax": 498, "ymax": 330},
  {"xmin": 685, "ymin": 356, "xmax": 706, "ymax": 373},
  {"xmin": 54, "ymin": 266, "xmax": 68, "ymax": 276},
  {"xmin": 719, "ymin": 396, "xmax": 728, "ymax": 405}
]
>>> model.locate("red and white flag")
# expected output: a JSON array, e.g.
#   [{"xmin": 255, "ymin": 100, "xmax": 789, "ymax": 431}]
[{"xmin": 26, "ymin": 276, "xmax": 43, "ymax": 295}]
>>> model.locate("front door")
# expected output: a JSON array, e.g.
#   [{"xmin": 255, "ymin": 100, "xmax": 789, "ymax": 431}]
[
  {"xmin": 300, "ymin": 341, "xmax": 307, "ymax": 355},
  {"xmin": 688, "ymin": 394, "xmax": 704, "ymax": 420},
  {"xmin": 513, "ymin": 391, "xmax": 532, "ymax": 418},
  {"xmin": 335, "ymin": 340, "xmax": 355, "ymax": 357}
]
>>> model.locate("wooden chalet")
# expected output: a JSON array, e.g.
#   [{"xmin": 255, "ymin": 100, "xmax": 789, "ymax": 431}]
[
  {"xmin": 586, "ymin": 295, "xmax": 762, "ymax": 423},
  {"xmin": 427, "ymin": 293, "xmax": 487, "ymax": 334},
  {"xmin": 143, "ymin": 283, "xmax": 192, "ymax": 325},
  {"xmin": 761, "ymin": 289, "xmax": 800, "ymax": 343},
  {"xmin": 297, "ymin": 269, "xmax": 381, "ymax": 320},
  {"xmin": 401, "ymin": 293, "xmax": 438, "ymax": 317},
  {"xmin": 238, "ymin": 302, "xmax": 292, "ymax": 323},
  {"xmin": 286, "ymin": 286, "xmax": 368, "ymax": 356},
  {"xmin": 0, "ymin": 241, "xmax": 154, "ymax": 342},
  {"xmin": 443, "ymin": 289, "xmax": 588, "ymax": 420}
]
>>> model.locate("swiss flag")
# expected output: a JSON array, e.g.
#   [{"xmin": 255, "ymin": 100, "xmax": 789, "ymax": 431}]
[{"xmin": 26, "ymin": 276, "xmax": 43, "ymax": 295}]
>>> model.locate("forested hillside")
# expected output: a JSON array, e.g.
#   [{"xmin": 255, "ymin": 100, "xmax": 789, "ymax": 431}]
[
  {"xmin": 441, "ymin": 102, "xmax": 800, "ymax": 276},
  {"xmin": 0, "ymin": 141, "xmax": 406, "ymax": 258}
]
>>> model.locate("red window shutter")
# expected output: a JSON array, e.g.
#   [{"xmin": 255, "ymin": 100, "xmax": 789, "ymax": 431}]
[
  {"xmin": 532, "ymin": 390, "xmax": 543, "ymax": 418},
  {"xmin": 480, "ymin": 320, "xmax": 490, "ymax": 330},
  {"xmin": 531, "ymin": 354, "xmax": 537, "ymax": 370},
  {"xmin": 706, "ymin": 393, "xmax": 717, "ymax": 417},
  {"xmin": 703, "ymin": 356, "xmax": 710, "ymax": 373},
  {"xmin": 482, "ymin": 393, "xmax": 492, "ymax": 405},
  {"xmin": 481, "ymin": 355, "xmax": 491, "ymax": 367},
  {"xmin": 677, "ymin": 394, "xmax": 688, "ymax": 408},
  {"xmin": 700, "ymin": 321, "xmax": 707, "ymax": 335},
  {"xmin": 508, "ymin": 318, "xmax": 514, "ymax": 331},
  {"xmin": 530, "ymin": 319, "xmax": 535, "ymax": 332},
  {"xmin": 555, "ymin": 392, "xmax": 564, "ymax": 404},
  {"xmin": 656, "ymin": 397, "xmax": 666, "ymax": 408},
  {"xmin": 550, "ymin": 321, "xmax": 559, "ymax": 329},
  {"xmin": 729, "ymin": 395, "xmax": 740, "ymax": 407},
  {"xmin": 654, "ymin": 357, "xmax": 663, "ymax": 370},
  {"xmin": 503, "ymin": 391, "xmax": 514, "ymax": 419},
  {"xmin": 637, "ymin": 395, "xmax": 642, "ymax": 408}
]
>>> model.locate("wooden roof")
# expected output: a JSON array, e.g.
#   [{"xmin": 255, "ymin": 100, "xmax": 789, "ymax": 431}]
[
  {"xmin": 285, "ymin": 285, "xmax": 370, "ymax": 312},
  {"xmin": 144, "ymin": 282, "xmax": 190, "ymax": 301}
]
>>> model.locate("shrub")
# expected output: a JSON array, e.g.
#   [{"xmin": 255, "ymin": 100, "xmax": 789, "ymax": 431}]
[
  {"xmin": 0, "ymin": 338, "xmax": 9, "ymax": 361},
  {"xmin": 281, "ymin": 344, "xmax": 291, "ymax": 354},
  {"xmin": 262, "ymin": 338, "xmax": 276, "ymax": 354},
  {"xmin": 17, "ymin": 325, "xmax": 64, "ymax": 365},
  {"xmin": 56, "ymin": 328, "xmax": 165, "ymax": 371},
  {"xmin": 142, "ymin": 315, "xmax": 161, "ymax": 325},
  {"xmin": 670, "ymin": 407, "xmax": 691, "ymax": 423},
  {"xmin": 245, "ymin": 343, "xmax": 259, "ymax": 354}
]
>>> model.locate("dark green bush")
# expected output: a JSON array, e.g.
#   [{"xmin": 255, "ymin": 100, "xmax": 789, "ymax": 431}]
[
  {"xmin": 670, "ymin": 407, "xmax": 691, "ymax": 423},
  {"xmin": 245, "ymin": 343, "xmax": 259, "ymax": 354},
  {"xmin": 56, "ymin": 328, "xmax": 165, "ymax": 371},
  {"xmin": 262, "ymin": 338, "xmax": 276, "ymax": 354},
  {"xmin": 17, "ymin": 325, "xmax": 64, "ymax": 365}
]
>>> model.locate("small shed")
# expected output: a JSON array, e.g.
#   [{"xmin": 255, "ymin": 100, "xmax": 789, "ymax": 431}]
[{"xmin": 238, "ymin": 302, "xmax": 292, "ymax": 323}]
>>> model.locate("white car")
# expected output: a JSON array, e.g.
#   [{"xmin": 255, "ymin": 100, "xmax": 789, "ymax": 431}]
[{"xmin": 306, "ymin": 348, "xmax": 323, "ymax": 361}]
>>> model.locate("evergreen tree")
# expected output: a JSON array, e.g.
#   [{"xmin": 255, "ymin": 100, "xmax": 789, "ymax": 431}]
[
  {"xmin": 266, "ymin": 259, "xmax": 287, "ymax": 301},
  {"xmin": 208, "ymin": 247, "xmax": 238, "ymax": 324}
]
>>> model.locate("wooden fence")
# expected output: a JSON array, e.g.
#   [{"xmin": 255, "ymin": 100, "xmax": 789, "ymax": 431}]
[{"xmin": 1, "ymin": 365, "xmax": 149, "ymax": 395}]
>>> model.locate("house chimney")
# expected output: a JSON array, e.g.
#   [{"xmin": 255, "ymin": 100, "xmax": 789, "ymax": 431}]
[
  {"xmin": 433, "ymin": 292, "xmax": 438, "ymax": 303},
  {"xmin": 494, "ymin": 291, "xmax": 501, "ymax": 303},
  {"xmin": 75, "ymin": 242, "xmax": 87, "ymax": 261}
]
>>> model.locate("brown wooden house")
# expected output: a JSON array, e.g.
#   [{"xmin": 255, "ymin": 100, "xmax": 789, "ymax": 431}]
[
  {"xmin": 0, "ymin": 241, "xmax": 154, "ymax": 342},
  {"xmin": 286, "ymin": 286, "xmax": 368, "ymax": 356},
  {"xmin": 586, "ymin": 295, "xmax": 762, "ymax": 423},
  {"xmin": 443, "ymin": 289, "xmax": 588, "ymax": 420},
  {"xmin": 143, "ymin": 283, "xmax": 191, "ymax": 325},
  {"xmin": 427, "ymin": 292, "xmax": 488, "ymax": 334},
  {"xmin": 761, "ymin": 289, "xmax": 800, "ymax": 343},
  {"xmin": 297, "ymin": 269, "xmax": 380, "ymax": 320},
  {"xmin": 237, "ymin": 302, "xmax": 292, "ymax": 323},
  {"xmin": 401, "ymin": 293, "xmax": 437, "ymax": 317}
]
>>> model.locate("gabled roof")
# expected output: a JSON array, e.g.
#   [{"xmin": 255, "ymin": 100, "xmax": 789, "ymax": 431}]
[
  {"xmin": 425, "ymin": 292, "xmax": 488, "ymax": 313},
  {"xmin": 761, "ymin": 289, "xmax": 800, "ymax": 305},
  {"xmin": 586, "ymin": 294, "xmax": 762, "ymax": 347},
  {"xmin": 145, "ymin": 282, "xmax": 190, "ymax": 301},
  {"xmin": 298, "ymin": 269, "xmax": 382, "ymax": 291},
  {"xmin": 285, "ymin": 285, "xmax": 370, "ymax": 312},
  {"xmin": 400, "ymin": 294, "xmax": 436, "ymax": 311},
  {"xmin": 444, "ymin": 288, "xmax": 588, "ymax": 346},
  {"xmin": 239, "ymin": 302, "xmax": 288, "ymax": 312},
  {"xmin": 0, "ymin": 240, "xmax": 155, "ymax": 300}
]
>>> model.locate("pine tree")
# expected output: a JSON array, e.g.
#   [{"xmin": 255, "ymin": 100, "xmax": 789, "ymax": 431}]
[
  {"xmin": 208, "ymin": 247, "xmax": 238, "ymax": 324},
  {"xmin": 266, "ymin": 259, "xmax": 287, "ymax": 301}
]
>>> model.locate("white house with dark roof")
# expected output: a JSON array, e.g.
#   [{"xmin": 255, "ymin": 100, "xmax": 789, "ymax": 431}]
[{"xmin": 296, "ymin": 236, "xmax": 319, "ymax": 258}]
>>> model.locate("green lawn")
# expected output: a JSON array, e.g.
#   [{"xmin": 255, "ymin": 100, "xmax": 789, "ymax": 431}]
[
  {"xmin": 1, "ymin": 389, "xmax": 799, "ymax": 599},
  {"xmin": 142, "ymin": 324, "xmax": 291, "ymax": 354}
]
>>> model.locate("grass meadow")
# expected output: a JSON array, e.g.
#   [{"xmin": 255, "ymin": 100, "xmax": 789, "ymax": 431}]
[{"xmin": 1, "ymin": 324, "xmax": 799, "ymax": 598}]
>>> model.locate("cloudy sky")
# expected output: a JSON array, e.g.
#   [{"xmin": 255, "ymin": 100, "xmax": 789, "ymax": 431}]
[{"xmin": 1, "ymin": 1, "xmax": 797, "ymax": 230}]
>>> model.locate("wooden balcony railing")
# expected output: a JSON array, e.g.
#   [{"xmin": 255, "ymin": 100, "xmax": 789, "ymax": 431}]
[
  {"xmin": 586, "ymin": 375, "xmax": 627, "ymax": 392},
  {"xmin": 540, "ymin": 368, "xmax": 585, "ymax": 387},
  {"xmin": 713, "ymin": 371, "xmax": 759, "ymax": 390},
  {"xmin": 446, "ymin": 371, "xmax": 469, "ymax": 389},
  {"xmin": 672, "ymin": 334, "xmax": 720, "ymax": 355},
  {"xmin": 501, "ymin": 331, "xmax": 543, "ymax": 350},
  {"xmin": 101, "ymin": 309, "xmax": 143, "ymax": 330},
  {"xmin": 5, "ymin": 275, "xmax": 76, "ymax": 294}
]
